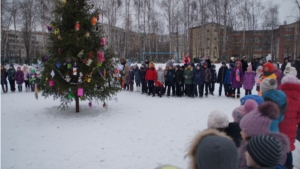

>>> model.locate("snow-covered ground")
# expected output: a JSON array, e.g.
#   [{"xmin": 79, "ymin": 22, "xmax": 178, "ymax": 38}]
[{"xmin": 1, "ymin": 64, "xmax": 300, "ymax": 169}]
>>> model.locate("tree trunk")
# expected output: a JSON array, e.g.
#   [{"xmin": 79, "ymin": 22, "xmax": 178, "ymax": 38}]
[{"xmin": 75, "ymin": 95, "xmax": 80, "ymax": 112}]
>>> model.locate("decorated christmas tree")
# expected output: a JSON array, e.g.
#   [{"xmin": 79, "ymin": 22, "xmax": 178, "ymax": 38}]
[{"xmin": 39, "ymin": 0, "xmax": 121, "ymax": 112}]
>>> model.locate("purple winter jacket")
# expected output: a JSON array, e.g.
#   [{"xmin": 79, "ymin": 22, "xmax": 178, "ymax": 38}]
[
  {"xmin": 273, "ymin": 69, "xmax": 282, "ymax": 89},
  {"xmin": 14, "ymin": 70, "xmax": 24, "ymax": 84},
  {"xmin": 230, "ymin": 67, "xmax": 244, "ymax": 88},
  {"xmin": 243, "ymin": 72, "xmax": 255, "ymax": 90}
]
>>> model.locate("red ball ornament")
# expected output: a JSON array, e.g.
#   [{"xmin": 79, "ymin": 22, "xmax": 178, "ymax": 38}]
[{"xmin": 75, "ymin": 21, "xmax": 80, "ymax": 31}]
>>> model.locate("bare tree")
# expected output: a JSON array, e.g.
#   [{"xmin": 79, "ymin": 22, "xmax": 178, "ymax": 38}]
[
  {"xmin": 161, "ymin": 0, "xmax": 175, "ymax": 55},
  {"xmin": 1, "ymin": 0, "xmax": 13, "ymax": 63},
  {"xmin": 20, "ymin": 0, "xmax": 39, "ymax": 64}
]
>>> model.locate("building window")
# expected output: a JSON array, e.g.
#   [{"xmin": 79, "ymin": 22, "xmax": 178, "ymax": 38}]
[
  {"xmin": 214, "ymin": 29, "xmax": 217, "ymax": 32},
  {"xmin": 214, "ymin": 38, "xmax": 216, "ymax": 40},
  {"xmin": 207, "ymin": 47, "xmax": 210, "ymax": 49},
  {"xmin": 285, "ymin": 27, "xmax": 292, "ymax": 31},
  {"xmin": 285, "ymin": 45, "xmax": 290, "ymax": 50},
  {"xmin": 284, "ymin": 35, "xmax": 292, "ymax": 40},
  {"xmin": 254, "ymin": 46, "xmax": 261, "ymax": 51},
  {"xmin": 207, "ymin": 38, "xmax": 210, "ymax": 40},
  {"xmin": 254, "ymin": 39, "xmax": 259, "ymax": 43},
  {"xmin": 207, "ymin": 30, "xmax": 209, "ymax": 32}
]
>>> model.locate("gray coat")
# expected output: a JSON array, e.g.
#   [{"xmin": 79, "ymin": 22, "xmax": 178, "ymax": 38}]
[{"xmin": 157, "ymin": 70, "xmax": 165, "ymax": 84}]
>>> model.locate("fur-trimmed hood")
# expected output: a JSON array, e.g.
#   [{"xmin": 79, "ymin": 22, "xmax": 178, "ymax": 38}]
[{"xmin": 187, "ymin": 129, "xmax": 238, "ymax": 169}]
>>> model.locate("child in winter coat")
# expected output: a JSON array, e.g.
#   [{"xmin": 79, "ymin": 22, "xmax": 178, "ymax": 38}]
[
  {"xmin": 175, "ymin": 65, "xmax": 183, "ymax": 97},
  {"xmin": 230, "ymin": 61, "xmax": 244, "ymax": 99},
  {"xmin": 261, "ymin": 78, "xmax": 287, "ymax": 132},
  {"xmin": 273, "ymin": 64, "xmax": 282, "ymax": 89},
  {"xmin": 279, "ymin": 75, "xmax": 300, "ymax": 169},
  {"xmin": 203, "ymin": 62, "xmax": 211, "ymax": 97},
  {"xmin": 132, "ymin": 64, "xmax": 141, "ymax": 92},
  {"xmin": 7, "ymin": 64, "xmax": 16, "ymax": 92},
  {"xmin": 127, "ymin": 67, "xmax": 134, "ymax": 92},
  {"xmin": 183, "ymin": 63, "xmax": 193, "ymax": 97},
  {"xmin": 123, "ymin": 66, "xmax": 130, "ymax": 90},
  {"xmin": 1, "ymin": 65, "xmax": 8, "ymax": 93},
  {"xmin": 258, "ymin": 62, "xmax": 276, "ymax": 96},
  {"xmin": 209, "ymin": 64, "xmax": 217, "ymax": 95},
  {"xmin": 224, "ymin": 63, "xmax": 234, "ymax": 97},
  {"xmin": 187, "ymin": 129, "xmax": 239, "ymax": 169},
  {"xmin": 255, "ymin": 66, "xmax": 263, "ymax": 94},
  {"xmin": 207, "ymin": 110, "xmax": 242, "ymax": 148},
  {"xmin": 217, "ymin": 61, "xmax": 228, "ymax": 96},
  {"xmin": 245, "ymin": 135, "xmax": 286, "ymax": 169},
  {"xmin": 243, "ymin": 65, "xmax": 255, "ymax": 95},
  {"xmin": 145, "ymin": 62, "xmax": 157, "ymax": 95},
  {"xmin": 165, "ymin": 65, "xmax": 175, "ymax": 96},
  {"xmin": 238, "ymin": 101, "xmax": 290, "ymax": 169},
  {"xmin": 157, "ymin": 67, "xmax": 165, "ymax": 85},
  {"xmin": 14, "ymin": 66, "xmax": 24, "ymax": 92},
  {"xmin": 140, "ymin": 64, "xmax": 147, "ymax": 94},
  {"xmin": 23, "ymin": 66, "xmax": 30, "ymax": 92},
  {"xmin": 152, "ymin": 80, "xmax": 164, "ymax": 97},
  {"xmin": 193, "ymin": 64, "xmax": 204, "ymax": 97}
]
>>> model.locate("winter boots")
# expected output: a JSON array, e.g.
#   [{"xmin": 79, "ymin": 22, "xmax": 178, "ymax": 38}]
[
  {"xmin": 1, "ymin": 84, "xmax": 8, "ymax": 93},
  {"xmin": 232, "ymin": 93, "xmax": 235, "ymax": 99},
  {"xmin": 237, "ymin": 92, "xmax": 240, "ymax": 99}
]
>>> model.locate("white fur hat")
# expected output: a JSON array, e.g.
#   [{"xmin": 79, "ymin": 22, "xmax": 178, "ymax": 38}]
[
  {"xmin": 281, "ymin": 74, "xmax": 300, "ymax": 84},
  {"xmin": 284, "ymin": 63, "xmax": 297, "ymax": 76},
  {"xmin": 207, "ymin": 110, "xmax": 229, "ymax": 129}
]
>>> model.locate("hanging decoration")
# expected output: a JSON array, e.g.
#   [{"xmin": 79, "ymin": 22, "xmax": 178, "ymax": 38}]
[
  {"xmin": 77, "ymin": 88, "xmax": 83, "ymax": 96},
  {"xmin": 78, "ymin": 72, "xmax": 83, "ymax": 83},
  {"xmin": 68, "ymin": 93, "xmax": 73, "ymax": 99},
  {"xmin": 73, "ymin": 67, "xmax": 77, "ymax": 76},
  {"xmin": 89, "ymin": 51, "xmax": 93, "ymax": 58},
  {"xmin": 47, "ymin": 25, "xmax": 53, "ymax": 31},
  {"xmin": 49, "ymin": 80, "xmax": 54, "ymax": 87},
  {"xmin": 54, "ymin": 28, "xmax": 60, "ymax": 35},
  {"xmin": 86, "ymin": 58, "xmax": 93, "ymax": 66},
  {"xmin": 65, "ymin": 74, "xmax": 71, "ymax": 82},
  {"xmin": 67, "ymin": 63, "xmax": 72, "ymax": 69},
  {"xmin": 56, "ymin": 62, "xmax": 61, "ymax": 68},
  {"xmin": 51, "ymin": 70, "xmax": 55, "ymax": 78},
  {"xmin": 58, "ymin": 35, "xmax": 61, "ymax": 40},
  {"xmin": 85, "ymin": 32, "xmax": 90, "ymax": 38},
  {"xmin": 75, "ymin": 21, "xmax": 80, "ymax": 31},
  {"xmin": 91, "ymin": 16, "xmax": 97, "ymax": 26},
  {"xmin": 100, "ymin": 38, "xmax": 106, "ymax": 46},
  {"xmin": 62, "ymin": 0, "xmax": 66, "ymax": 4},
  {"xmin": 97, "ymin": 51, "xmax": 105, "ymax": 66},
  {"xmin": 87, "ymin": 75, "xmax": 92, "ymax": 82},
  {"xmin": 77, "ymin": 50, "xmax": 84, "ymax": 58},
  {"xmin": 88, "ymin": 102, "xmax": 92, "ymax": 108}
]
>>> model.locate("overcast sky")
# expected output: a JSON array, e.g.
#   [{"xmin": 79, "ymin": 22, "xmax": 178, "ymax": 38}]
[{"xmin": 265, "ymin": 0, "xmax": 300, "ymax": 24}]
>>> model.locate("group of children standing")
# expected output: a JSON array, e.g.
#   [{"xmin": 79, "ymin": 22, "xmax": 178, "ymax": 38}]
[{"xmin": 1, "ymin": 64, "xmax": 39, "ymax": 93}]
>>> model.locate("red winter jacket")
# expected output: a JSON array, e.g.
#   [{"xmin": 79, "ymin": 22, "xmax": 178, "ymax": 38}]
[
  {"xmin": 145, "ymin": 67, "xmax": 157, "ymax": 81},
  {"xmin": 154, "ymin": 80, "xmax": 163, "ymax": 87},
  {"xmin": 279, "ymin": 83, "xmax": 300, "ymax": 151}
]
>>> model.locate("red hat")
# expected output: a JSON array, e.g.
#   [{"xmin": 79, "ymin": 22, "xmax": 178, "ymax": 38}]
[{"xmin": 263, "ymin": 62, "xmax": 274, "ymax": 73}]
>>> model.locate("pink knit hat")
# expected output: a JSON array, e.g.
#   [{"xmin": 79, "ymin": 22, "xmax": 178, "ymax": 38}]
[
  {"xmin": 281, "ymin": 74, "xmax": 300, "ymax": 85},
  {"xmin": 232, "ymin": 99, "xmax": 258, "ymax": 123},
  {"xmin": 240, "ymin": 101, "xmax": 279, "ymax": 137}
]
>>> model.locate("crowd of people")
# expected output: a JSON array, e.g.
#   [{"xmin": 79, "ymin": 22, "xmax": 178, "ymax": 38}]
[
  {"xmin": 116, "ymin": 56, "xmax": 300, "ymax": 100},
  {"xmin": 1, "ymin": 64, "xmax": 40, "ymax": 93}
]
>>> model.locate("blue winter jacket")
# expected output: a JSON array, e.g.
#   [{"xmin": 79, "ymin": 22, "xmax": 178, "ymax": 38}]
[
  {"xmin": 193, "ymin": 68, "xmax": 204, "ymax": 85},
  {"xmin": 224, "ymin": 69, "xmax": 232, "ymax": 84},
  {"xmin": 165, "ymin": 69, "xmax": 175, "ymax": 85},
  {"xmin": 262, "ymin": 90, "xmax": 287, "ymax": 132}
]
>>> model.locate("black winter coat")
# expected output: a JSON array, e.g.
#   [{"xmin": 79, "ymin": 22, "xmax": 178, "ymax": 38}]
[
  {"xmin": 140, "ymin": 68, "xmax": 146, "ymax": 83},
  {"xmin": 7, "ymin": 68, "xmax": 16, "ymax": 81},
  {"xmin": 210, "ymin": 69, "xmax": 217, "ymax": 83},
  {"xmin": 205, "ymin": 59, "xmax": 211, "ymax": 68},
  {"xmin": 165, "ymin": 69, "xmax": 175, "ymax": 85},
  {"xmin": 175, "ymin": 69, "xmax": 183, "ymax": 83},
  {"xmin": 217, "ymin": 66, "xmax": 228, "ymax": 83},
  {"xmin": 241, "ymin": 60, "xmax": 248, "ymax": 72},
  {"xmin": 193, "ymin": 68, "xmax": 204, "ymax": 84}
]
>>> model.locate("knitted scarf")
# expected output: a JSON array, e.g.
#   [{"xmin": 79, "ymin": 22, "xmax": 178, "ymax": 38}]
[{"xmin": 236, "ymin": 68, "xmax": 241, "ymax": 82}]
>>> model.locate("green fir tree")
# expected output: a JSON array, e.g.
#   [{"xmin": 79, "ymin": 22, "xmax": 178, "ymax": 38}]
[{"xmin": 39, "ymin": 0, "xmax": 121, "ymax": 112}]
